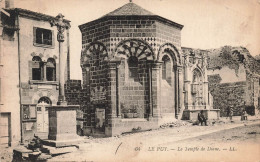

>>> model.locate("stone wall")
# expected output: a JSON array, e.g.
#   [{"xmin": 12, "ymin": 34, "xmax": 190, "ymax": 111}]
[
  {"xmin": 208, "ymin": 46, "xmax": 260, "ymax": 116},
  {"xmin": 161, "ymin": 80, "xmax": 175, "ymax": 114},
  {"xmin": 208, "ymin": 74, "xmax": 246, "ymax": 116},
  {"xmin": 65, "ymin": 80, "xmax": 83, "ymax": 105},
  {"xmin": 119, "ymin": 60, "xmax": 149, "ymax": 118}
]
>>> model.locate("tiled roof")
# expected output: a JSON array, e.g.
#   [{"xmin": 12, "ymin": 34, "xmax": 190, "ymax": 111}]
[
  {"xmin": 103, "ymin": 2, "xmax": 155, "ymax": 17},
  {"xmin": 5, "ymin": 8, "xmax": 70, "ymax": 23},
  {"xmin": 79, "ymin": 2, "xmax": 183, "ymax": 31}
]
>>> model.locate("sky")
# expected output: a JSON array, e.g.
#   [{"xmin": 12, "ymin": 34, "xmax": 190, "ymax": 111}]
[{"xmin": 12, "ymin": 0, "xmax": 260, "ymax": 80}]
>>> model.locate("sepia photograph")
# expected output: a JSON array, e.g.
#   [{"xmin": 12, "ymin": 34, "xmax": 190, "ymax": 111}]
[{"xmin": 0, "ymin": 0, "xmax": 260, "ymax": 161}]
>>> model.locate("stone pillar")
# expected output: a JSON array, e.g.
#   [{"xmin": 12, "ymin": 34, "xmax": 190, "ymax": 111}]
[
  {"xmin": 50, "ymin": 13, "xmax": 70, "ymax": 106},
  {"xmin": 204, "ymin": 81, "xmax": 209, "ymax": 109},
  {"xmin": 116, "ymin": 64, "xmax": 121, "ymax": 118},
  {"xmin": 151, "ymin": 61, "xmax": 162, "ymax": 117},
  {"xmin": 43, "ymin": 62, "xmax": 47, "ymax": 81},
  {"xmin": 44, "ymin": 14, "xmax": 81, "ymax": 147},
  {"xmin": 177, "ymin": 66, "xmax": 184, "ymax": 118},
  {"xmin": 107, "ymin": 61, "xmax": 121, "ymax": 119},
  {"xmin": 82, "ymin": 66, "xmax": 91, "ymax": 127},
  {"xmin": 175, "ymin": 66, "xmax": 179, "ymax": 115},
  {"xmin": 148, "ymin": 63, "xmax": 153, "ymax": 118},
  {"xmin": 58, "ymin": 41, "xmax": 65, "ymax": 102},
  {"xmin": 105, "ymin": 60, "xmax": 121, "ymax": 136},
  {"xmin": 184, "ymin": 56, "xmax": 192, "ymax": 110},
  {"xmin": 203, "ymin": 56, "xmax": 209, "ymax": 109}
]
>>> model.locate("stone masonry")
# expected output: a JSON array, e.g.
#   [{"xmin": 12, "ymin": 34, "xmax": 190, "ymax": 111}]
[{"xmin": 78, "ymin": 2, "xmax": 217, "ymax": 137}]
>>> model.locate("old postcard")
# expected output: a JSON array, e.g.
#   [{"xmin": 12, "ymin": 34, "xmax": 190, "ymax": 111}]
[{"xmin": 0, "ymin": 0, "xmax": 260, "ymax": 161}]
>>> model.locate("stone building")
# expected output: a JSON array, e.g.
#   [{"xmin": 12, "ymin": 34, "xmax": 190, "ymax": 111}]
[
  {"xmin": 0, "ymin": 0, "xmax": 71, "ymax": 145},
  {"xmin": 79, "ymin": 2, "xmax": 218, "ymax": 137},
  {"xmin": 208, "ymin": 46, "xmax": 260, "ymax": 117}
]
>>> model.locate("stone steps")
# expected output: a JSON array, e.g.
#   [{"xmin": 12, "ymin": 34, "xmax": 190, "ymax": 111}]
[
  {"xmin": 13, "ymin": 144, "xmax": 78, "ymax": 161},
  {"xmin": 41, "ymin": 145, "xmax": 78, "ymax": 156}
]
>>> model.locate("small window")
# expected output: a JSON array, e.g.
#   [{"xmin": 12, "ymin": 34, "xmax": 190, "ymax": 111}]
[
  {"xmin": 34, "ymin": 27, "xmax": 53, "ymax": 46},
  {"xmin": 46, "ymin": 58, "xmax": 56, "ymax": 81},
  {"xmin": 128, "ymin": 56, "xmax": 138, "ymax": 78},
  {"xmin": 37, "ymin": 107, "xmax": 41, "ymax": 111},
  {"xmin": 32, "ymin": 56, "xmax": 43, "ymax": 80}
]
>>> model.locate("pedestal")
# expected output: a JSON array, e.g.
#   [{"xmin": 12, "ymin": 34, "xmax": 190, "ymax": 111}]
[
  {"xmin": 182, "ymin": 109, "xmax": 220, "ymax": 120},
  {"xmin": 43, "ymin": 105, "xmax": 82, "ymax": 147}
]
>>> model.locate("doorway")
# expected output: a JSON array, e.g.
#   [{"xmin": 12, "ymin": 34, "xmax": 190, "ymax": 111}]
[
  {"xmin": 0, "ymin": 112, "xmax": 11, "ymax": 147},
  {"xmin": 36, "ymin": 97, "xmax": 51, "ymax": 135}
]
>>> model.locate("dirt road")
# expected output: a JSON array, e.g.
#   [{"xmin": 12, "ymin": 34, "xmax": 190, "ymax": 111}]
[{"xmin": 49, "ymin": 120, "xmax": 260, "ymax": 162}]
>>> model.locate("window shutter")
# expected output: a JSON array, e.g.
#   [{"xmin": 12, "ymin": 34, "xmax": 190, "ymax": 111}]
[
  {"xmin": 51, "ymin": 30, "xmax": 55, "ymax": 47},
  {"xmin": 56, "ymin": 63, "xmax": 59, "ymax": 82},
  {"xmin": 33, "ymin": 27, "xmax": 36, "ymax": 44},
  {"xmin": 29, "ymin": 61, "xmax": 32, "ymax": 80}
]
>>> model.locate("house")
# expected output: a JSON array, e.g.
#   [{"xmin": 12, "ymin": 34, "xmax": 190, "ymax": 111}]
[{"xmin": 0, "ymin": 0, "xmax": 70, "ymax": 146}]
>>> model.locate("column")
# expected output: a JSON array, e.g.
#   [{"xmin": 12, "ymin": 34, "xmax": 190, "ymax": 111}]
[
  {"xmin": 175, "ymin": 66, "xmax": 179, "ymax": 115},
  {"xmin": 116, "ymin": 64, "xmax": 121, "ymax": 118},
  {"xmin": 59, "ymin": 41, "xmax": 65, "ymax": 101},
  {"xmin": 183, "ymin": 57, "xmax": 192, "ymax": 109},
  {"xmin": 177, "ymin": 66, "xmax": 184, "ymax": 117},
  {"xmin": 43, "ymin": 62, "xmax": 47, "ymax": 81},
  {"xmin": 148, "ymin": 62, "xmax": 153, "ymax": 118},
  {"xmin": 151, "ymin": 61, "xmax": 162, "ymax": 117},
  {"xmin": 82, "ymin": 66, "xmax": 91, "ymax": 127},
  {"xmin": 50, "ymin": 13, "xmax": 70, "ymax": 105},
  {"xmin": 203, "ymin": 57, "xmax": 209, "ymax": 109},
  {"xmin": 107, "ymin": 61, "xmax": 119, "ymax": 119}
]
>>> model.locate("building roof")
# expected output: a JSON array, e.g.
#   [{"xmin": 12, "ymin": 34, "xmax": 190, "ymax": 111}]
[
  {"xmin": 79, "ymin": 2, "xmax": 183, "ymax": 30},
  {"xmin": 5, "ymin": 8, "xmax": 70, "ymax": 24},
  {"xmin": 102, "ymin": 2, "xmax": 155, "ymax": 17}
]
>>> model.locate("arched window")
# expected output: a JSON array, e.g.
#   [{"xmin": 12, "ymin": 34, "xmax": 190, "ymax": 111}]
[
  {"xmin": 128, "ymin": 56, "xmax": 138, "ymax": 79},
  {"xmin": 32, "ymin": 56, "xmax": 42, "ymax": 80},
  {"xmin": 162, "ymin": 55, "xmax": 172, "ymax": 85},
  {"xmin": 38, "ymin": 96, "xmax": 52, "ymax": 105},
  {"xmin": 46, "ymin": 58, "xmax": 56, "ymax": 81}
]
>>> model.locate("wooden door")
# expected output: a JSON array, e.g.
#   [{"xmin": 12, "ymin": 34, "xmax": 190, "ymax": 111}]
[
  {"xmin": 36, "ymin": 102, "xmax": 49, "ymax": 133},
  {"xmin": 0, "ymin": 113, "xmax": 11, "ymax": 146}
]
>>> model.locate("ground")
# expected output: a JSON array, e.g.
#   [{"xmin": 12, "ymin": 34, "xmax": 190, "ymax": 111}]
[
  {"xmin": 1, "ymin": 117, "xmax": 260, "ymax": 162},
  {"xmin": 50, "ymin": 117, "xmax": 260, "ymax": 162}
]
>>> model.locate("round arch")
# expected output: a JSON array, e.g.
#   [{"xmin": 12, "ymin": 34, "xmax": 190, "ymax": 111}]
[
  {"xmin": 38, "ymin": 96, "xmax": 52, "ymax": 105},
  {"xmin": 114, "ymin": 38, "xmax": 155, "ymax": 61},
  {"xmin": 81, "ymin": 41, "xmax": 108, "ymax": 67},
  {"xmin": 158, "ymin": 43, "xmax": 181, "ymax": 65},
  {"xmin": 32, "ymin": 91, "xmax": 57, "ymax": 105}
]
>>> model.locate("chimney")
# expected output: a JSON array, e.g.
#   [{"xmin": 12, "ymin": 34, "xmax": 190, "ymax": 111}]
[{"xmin": 5, "ymin": 0, "xmax": 14, "ymax": 8}]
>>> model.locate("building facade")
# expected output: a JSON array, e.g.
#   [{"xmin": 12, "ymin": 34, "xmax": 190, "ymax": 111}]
[
  {"xmin": 0, "ymin": 3, "xmax": 70, "ymax": 145},
  {"xmin": 79, "ymin": 2, "xmax": 218, "ymax": 137}
]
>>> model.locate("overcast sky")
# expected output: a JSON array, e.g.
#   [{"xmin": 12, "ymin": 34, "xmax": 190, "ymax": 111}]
[{"xmin": 13, "ymin": 0, "xmax": 260, "ymax": 80}]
